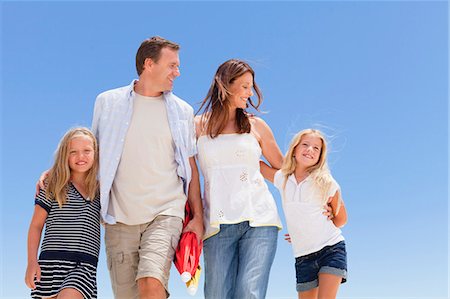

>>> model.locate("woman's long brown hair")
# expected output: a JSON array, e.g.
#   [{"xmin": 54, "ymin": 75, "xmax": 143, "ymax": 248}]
[{"xmin": 197, "ymin": 59, "xmax": 263, "ymax": 138}]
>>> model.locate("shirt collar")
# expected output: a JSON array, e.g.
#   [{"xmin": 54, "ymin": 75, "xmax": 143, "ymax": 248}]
[
  {"xmin": 288, "ymin": 173, "xmax": 312, "ymax": 185},
  {"xmin": 129, "ymin": 79, "xmax": 174, "ymax": 103}
]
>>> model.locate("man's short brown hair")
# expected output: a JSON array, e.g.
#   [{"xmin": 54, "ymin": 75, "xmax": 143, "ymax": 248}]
[{"xmin": 135, "ymin": 36, "xmax": 180, "ymax": 76}]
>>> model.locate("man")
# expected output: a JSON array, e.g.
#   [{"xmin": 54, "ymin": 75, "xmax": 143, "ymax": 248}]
[{"xmin": 88, "ymin": 36, "xmax": 203, "ymax": 298}]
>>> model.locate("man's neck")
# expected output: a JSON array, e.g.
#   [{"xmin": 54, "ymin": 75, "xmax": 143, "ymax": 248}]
[{"xmin": 134, "ymin": 79, "xmax": 163, "ymax": 97}]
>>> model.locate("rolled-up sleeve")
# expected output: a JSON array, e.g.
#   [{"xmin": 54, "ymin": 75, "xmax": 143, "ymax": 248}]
[
  {"xmin": 186, "ymin": 107, "xmax": 198, "ymax": 157},
  {"xmin": 91, "ymin": 94, "xmax": 104, "ymax": 138}
]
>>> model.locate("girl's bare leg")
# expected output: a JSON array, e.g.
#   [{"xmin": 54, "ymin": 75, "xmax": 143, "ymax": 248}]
[
  {"xmin": 57, "ymin": 288, "xmax": 84, "ymax": 299},
  {"xmin": 298, "ymin": 287, "xmax": 318, "ymax": 299},
  {"xmin": 317, "ymin": 273, "xmax": 342, "ymax": 299}
]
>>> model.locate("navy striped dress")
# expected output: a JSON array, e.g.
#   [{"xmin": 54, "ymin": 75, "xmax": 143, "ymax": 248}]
[{"xmin": 31, "ymin": 183, "xmax": 100, "ymax": 299}]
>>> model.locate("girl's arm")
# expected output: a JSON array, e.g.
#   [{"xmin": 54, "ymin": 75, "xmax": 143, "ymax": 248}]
[
  {"xmin": 25, "ymin": 205, "xmax": 47, "ymax": 289},
  {"xmin": 259, "ymin": 161, "xmax": 277, "ymax": 183},
  {"xmin": 328, "ymin": 190, "xmax": 348, "ymax": 228},
  {"xmin": 252, "ymin": 117, "xmax": 283, "ymax": 169}
]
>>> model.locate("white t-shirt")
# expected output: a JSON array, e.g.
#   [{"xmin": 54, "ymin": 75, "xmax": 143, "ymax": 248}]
[
  {"xmin": 274, "ymin": 170, "xmax": 344, "ymax": 257},
  {"xmin": 109, "ymin": 94, "xmax": 186, "ymax": 225}
]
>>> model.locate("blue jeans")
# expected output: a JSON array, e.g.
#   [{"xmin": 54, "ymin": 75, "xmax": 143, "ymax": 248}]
[
  {"xmin": 295, "ymin": 241, "xmax": 347, "ymax": 292},
  {"xmin": 203, "ymin": 222, "xmax": 278, "ymax": 299}
]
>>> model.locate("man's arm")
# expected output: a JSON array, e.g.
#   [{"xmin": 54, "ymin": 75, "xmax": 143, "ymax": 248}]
[{"xmin": 183, "ymin": 157, "xmax": 204, "ymax": 241}]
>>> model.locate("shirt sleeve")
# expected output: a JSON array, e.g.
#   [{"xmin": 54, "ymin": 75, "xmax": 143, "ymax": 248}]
[
  {"xmin": 34, "ymin": 188, "xmax": 52, "ymax": 214},
  {"xmin": 91, "ymin": 93, "xmax": 104, "ymax": 139},
  {"xmin": 186, "ymin": 106, "xmax": 198, "ymax": 157},
  {"xmin": 273, "ymin": 170, "xmax": 283, "ymax": 189},
  {"xmin": 327, "ymin": 177, "xmax": 341, "ymax": 199}
]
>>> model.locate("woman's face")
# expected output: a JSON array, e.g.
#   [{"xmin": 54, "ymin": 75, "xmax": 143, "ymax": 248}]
[{"xmin": 228, "ymin": 72, "xmax": 254, "ymax": 110}]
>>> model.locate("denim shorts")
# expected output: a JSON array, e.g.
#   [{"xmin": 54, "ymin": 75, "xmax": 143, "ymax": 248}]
[{"xmin": 295, "ymin": 241, "xmax": 347, "ymax": 292}]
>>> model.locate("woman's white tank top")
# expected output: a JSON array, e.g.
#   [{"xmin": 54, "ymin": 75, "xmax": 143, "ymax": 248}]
[{"xmin": 197, "ymin": 133, "xmax": 282, "ymax": 239}]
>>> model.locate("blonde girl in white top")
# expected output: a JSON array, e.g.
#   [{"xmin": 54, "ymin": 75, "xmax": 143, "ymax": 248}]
[
  {"xmin": 261, "ymin": 129, "xmax": 348, "ymax": 299},
  {"xmin": 195, "ymin": 59, "xmax": 283, "ymax": 299}
]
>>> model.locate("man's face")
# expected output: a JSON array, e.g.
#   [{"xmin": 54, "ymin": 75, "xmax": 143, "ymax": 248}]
[{"xmin": 148, "ymin": 47, "xmax": 180, "ymax": 92}]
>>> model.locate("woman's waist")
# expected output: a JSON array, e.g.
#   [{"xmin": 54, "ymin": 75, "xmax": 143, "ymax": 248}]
[
  {"xmin": 204, "ymin": 193, "xmax": 280, "ymax": 223},
  {"xmin": 199, "ymin": 161, "xmax": 261, "ymax": 172}
]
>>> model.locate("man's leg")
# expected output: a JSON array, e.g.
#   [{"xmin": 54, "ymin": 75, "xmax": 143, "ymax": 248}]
[
  {"xmin": 137, "ymin": 215, "xmax": 183, "ymax": 299},
  {"xmin": 137, "ymin": 277, "xmax": 166, "ymax": 299},
  {"xmin": 105, "ymin": 223, "xmax": 140, "ymax": 299}
]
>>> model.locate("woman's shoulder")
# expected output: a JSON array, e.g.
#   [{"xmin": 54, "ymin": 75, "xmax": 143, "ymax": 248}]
[
  {"xmin": 249, "ymin": 115, "xmax": 265, "ymax": 126},
  {"xmin": 250, "ymin": 116, "xmax": 272, "ymax": 132},
  {"xmin": 250, "ymin": 116, "xmax": 274, "ymax": 141},
  {"xmin": 194, "ymin": 115, "xmax": 201, "ymax": 126},
  {"xmin": 194, "ymin": 114, "xmax": 206, "ymax": 138}
]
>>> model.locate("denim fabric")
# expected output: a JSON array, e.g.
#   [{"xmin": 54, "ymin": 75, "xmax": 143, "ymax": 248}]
[
  {"xmin": 295, "ymin": 241, "xmax": 347, "ymax": 292},
  {"xmin": 91, "ymin": 80, "xmax": 197, "ymax": 224},
  {"xmin": 203, "ymin": 222, "xmax": 278, "ymax": 299}
]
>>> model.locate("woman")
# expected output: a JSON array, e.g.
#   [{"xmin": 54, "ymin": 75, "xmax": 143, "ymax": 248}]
[{"xmin": 195, "ymin": 59, "xmax": 283, "ymax": 299}]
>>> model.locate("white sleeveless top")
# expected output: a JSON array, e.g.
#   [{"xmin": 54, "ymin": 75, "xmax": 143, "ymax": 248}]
[{"xmin": 197, "ymin": 133, "xmax": 282, "ymax": 239}]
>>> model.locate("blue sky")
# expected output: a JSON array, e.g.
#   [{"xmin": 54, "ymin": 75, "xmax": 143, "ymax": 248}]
[{"xmin": 1, "ymin": 1, "xmax": 448, "ymax": 298}]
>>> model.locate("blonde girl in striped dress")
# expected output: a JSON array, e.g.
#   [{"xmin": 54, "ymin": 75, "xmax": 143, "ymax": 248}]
[{"xmin": 25, "ymin": 127, "xmax": 100, "ymax": 299}]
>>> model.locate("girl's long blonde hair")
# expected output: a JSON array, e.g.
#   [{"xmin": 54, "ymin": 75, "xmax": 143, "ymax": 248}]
[
  {"xmin": 45, "ymin": 127, "xmax": 99, "ymax": 207},
  {"xmin": 281, "ymin": 129, "xmax": 342, "ymax": 211}
]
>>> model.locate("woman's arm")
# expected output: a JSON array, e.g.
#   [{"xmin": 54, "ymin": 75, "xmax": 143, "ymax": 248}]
[
  {"xmin": 194, "ymin": 115, "xmax": 203, "ymax": 139},
  {"xmin": 25, "ymin": 205, "xmax": 47, "ymax": 289},
  {"xmin": 252, "ymin": 117, "xmax": 283, "ymax": 169},
  {"xmin": 259, "ymin": 161, "xmax": 277, "ymax": 183}
]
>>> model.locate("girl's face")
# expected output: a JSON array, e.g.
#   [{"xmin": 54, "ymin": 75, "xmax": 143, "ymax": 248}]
[
  {"xmin": 294, "ymin": 134, "xmax": 322, "ymax": 168},
  {"xmin": 68, "ymin": 135, "xmax": 95, "ymax": 175},
  {"xmin": 228, "ymin": 72, "xmax": 254, "ymax": 110}
]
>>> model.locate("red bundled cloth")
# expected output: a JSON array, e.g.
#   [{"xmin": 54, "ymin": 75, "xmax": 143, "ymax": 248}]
[{"xmin": 174, "ymin": 202, "xmax": 203, "ymax": 295}]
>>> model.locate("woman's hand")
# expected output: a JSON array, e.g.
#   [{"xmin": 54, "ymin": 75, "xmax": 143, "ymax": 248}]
[{"xmin": 284, "ymin": 233, "xmax": 292, "ymax": 243}]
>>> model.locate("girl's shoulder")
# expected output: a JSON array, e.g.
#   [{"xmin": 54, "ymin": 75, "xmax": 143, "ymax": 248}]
[
  {"xmin": 35, "ymin": 187, "xmax": 54, "ymax": 213},
  {"xmin": 273, "ymin": 169, "xmax": 286, "ymax": 189},
  {"xmin": 324, "ymin": 172, "xmax": 340, "ymax": 188},
  {"xmin": 315, "ymin": 171, "xmax": 341, "ymax": 197}
]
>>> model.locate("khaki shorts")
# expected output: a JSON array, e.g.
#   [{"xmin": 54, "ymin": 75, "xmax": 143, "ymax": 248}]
[{"xmin": 105, "ymin": 215, "xmax": 183, "ymax": 299}]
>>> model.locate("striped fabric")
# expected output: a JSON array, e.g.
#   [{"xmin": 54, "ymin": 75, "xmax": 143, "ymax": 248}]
[
  {"xmin": 32, "ymin": 183, "xmax": 101, "ymax": 298},
  {"xmin": 36, "ymin": 183, "xmax": 100, "ymax": 262},
  {"xmin": 31, "ymin": 260, "xmax": 97, "ymax": 299}
]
